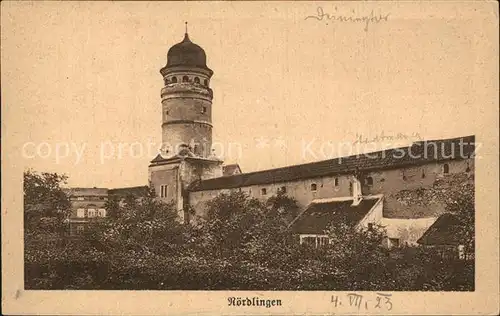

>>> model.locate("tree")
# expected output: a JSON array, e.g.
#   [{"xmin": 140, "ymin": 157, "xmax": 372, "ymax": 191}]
[
  {"xmin": 104, "ymin": 195, "xmax": 120, "ymax": 220},
  {"xmin": 24, "ymin": 169, "xmax": 73, "ymax": 289},
  {"xmin": 24, "ymin": 169, "xmax": 71, "ymax": 234},
  {"xmin": 266, "ymin": 191, "xmax": 300, "ymax": 224}
]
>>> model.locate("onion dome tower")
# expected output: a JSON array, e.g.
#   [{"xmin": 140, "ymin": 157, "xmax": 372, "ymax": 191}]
[
  {"xmin": 149, "ymin": 24, "xmax": 223, "ymax": 223},
  {"xmin": 159, "ymin": 23, "xmax": 214, "ymax": 157}
]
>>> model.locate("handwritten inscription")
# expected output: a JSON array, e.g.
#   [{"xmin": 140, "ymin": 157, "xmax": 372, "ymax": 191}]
[
  {"xmin": 305, "ymin": 6, "xmax": 390, "ymax": 32},
  {"xmin": 353, "ymin": 132, "xmax": 422, "ymax": 145},
  {"xmin": 331, "ymin": 293, "xmax": 393, "ymax": 311}
]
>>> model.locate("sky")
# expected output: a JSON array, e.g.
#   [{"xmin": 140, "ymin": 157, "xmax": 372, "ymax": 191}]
[{"xmin": 2, "ymin": 1, "xmax": 498, "ymax": 188}]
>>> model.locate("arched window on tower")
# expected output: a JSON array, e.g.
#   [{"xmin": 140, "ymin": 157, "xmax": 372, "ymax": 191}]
[
  {"xmin": 204, "ymin": 79, "xmax": 208, "ymax": 86},
  {"xmin": 182, "ymin": 76, "xmax": 189, "ymax": 82},
  {"xmin": 443, "ymin": 163, "xmax": 449, "ymax": 174},
  {"xmin": 194, "ymin": 77, "xmax": 200, "ymax": 84},
  {"xmin": 171, "ymin": 76, "xmax": 177, "ymax": 83}
]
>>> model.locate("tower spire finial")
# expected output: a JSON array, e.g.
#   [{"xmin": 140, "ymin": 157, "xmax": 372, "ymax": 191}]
[{"xmin": 183, "ymin": 21, "xmax": 190, "ymax": 41}]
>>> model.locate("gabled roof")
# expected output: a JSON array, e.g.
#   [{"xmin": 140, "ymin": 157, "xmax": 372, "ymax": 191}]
[
  {"xmin": 222, "ymin": 164, "xmax": 242, "ymax": 176},
  {"xmin": 416, "ymin": 213, "xmax": 463, "ymax": 245},
  {"xmin": 189, "ymin": 135, "xmax": 475, "ymax": 192},
  {"xmin": 289, "ymin": 197, "xmax": 380, "ymax": 234}
]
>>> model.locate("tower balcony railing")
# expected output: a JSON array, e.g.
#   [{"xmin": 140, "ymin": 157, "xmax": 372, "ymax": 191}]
[{"xmin": 161, "ymin": 83, "xmax": 213, "ymax": 98}]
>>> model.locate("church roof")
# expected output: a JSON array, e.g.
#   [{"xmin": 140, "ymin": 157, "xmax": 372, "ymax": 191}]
[
  {"xmin": 289, "ymin": 197, "xmax": 380, "ymax": 234},
  {"xmin": 188, "ymin": 135, "xmax": 475, "ymax": 192}
]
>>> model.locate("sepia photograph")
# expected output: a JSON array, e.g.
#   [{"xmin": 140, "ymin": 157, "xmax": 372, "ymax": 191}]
[{"xmin": 2, "ymin": 1, "xmax": 499, "ymax": 315}]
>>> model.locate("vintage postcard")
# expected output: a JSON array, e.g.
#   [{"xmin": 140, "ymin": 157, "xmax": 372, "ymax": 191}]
[{"xmin": 2, "ymin": 1, "xmax": 499, "ymax": 315}]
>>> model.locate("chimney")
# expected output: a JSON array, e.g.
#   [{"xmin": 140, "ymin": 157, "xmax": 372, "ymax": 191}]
[{"xmin": 351, "ymin": 175, "xmax": 363, "ymax": 206}]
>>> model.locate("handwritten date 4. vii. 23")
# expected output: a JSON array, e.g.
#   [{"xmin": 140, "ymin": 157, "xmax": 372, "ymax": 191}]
[{"xmin": 331, "ymin": 293, "xmax": 393, "ymax": 311}]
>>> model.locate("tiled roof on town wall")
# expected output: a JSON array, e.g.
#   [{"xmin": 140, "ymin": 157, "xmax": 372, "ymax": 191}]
[
  {"xmin": 416, "ymin": 213, "xmax": 463, "ymax": 245},
  {"xmin": 189, "ymin": 135, "xmax": 475, "ymax": 192},
  {"xmin": 289, "ymin": 198, "xmax": 379, "ymax": 234},
  {"xmin": 108, "ymin": 186, "xmax": 149, "ymax": 197}
]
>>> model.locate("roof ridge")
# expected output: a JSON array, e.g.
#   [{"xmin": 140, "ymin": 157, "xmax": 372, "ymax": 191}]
[{"xmin": 210, "ymin": 135, "xmax": 475, "ymax": 180}]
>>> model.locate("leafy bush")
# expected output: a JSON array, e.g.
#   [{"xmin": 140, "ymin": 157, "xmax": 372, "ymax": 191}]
[{"xmin": 24, "ymin": 170, "xmax": 474, "ymax": 290}]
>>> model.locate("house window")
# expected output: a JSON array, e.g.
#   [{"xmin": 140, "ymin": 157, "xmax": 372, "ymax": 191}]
[
  {"xmin": 279, "ymin": 186, "xmax": 287, "ymax": 194},
  {"xmin": 300, "ymin": 235, "xmax": 330, "ymax": 248},
  {"xmin": 366, "ymin": 177, "xmax": 373, "ymax": 186},
  {"xmin": 465, "ymin": 162, "xmax": 471, "ymax": 173},
  {"xmin": 248, "ymin": 188, "xmax": 252, "ymax": 196},
  {"xmin": 349, "ymin": 182, "xmax": 353, "ymax": 195},
  {"xmin": 88, "ymin": 209, "xmax": 96, "ymax": 218},
  {"xmin": 201, "ymin": 106, "xmax": 207, "ymax": 114},
  {"xmin": 443, "ymin": 163, "xmax": 449, "ymax": 174},
  {"xmin": 368, "ymin": 223, "xmax": 374, "ymax": 231},
  {"xmin": 160, "ymin": 185, "xmax": 168, "ymax": 198},
  {"xmin": 171, "ymin": 76, "xmax": 177, "ymax": 83},
  {"xmin": 422, "ymin": 170, "xmax": 426, "ymax": 178},
  {"xmin": 261, "ymin": 188, "xmax": 267, "ymax": 196},
  {"xmin": 182, "ymin": 75, "xmax": 189, "ymax": 82},
  {"xmin": 194, "ymin": 77, "xmax": 200, "ymax": 84},
  {"xmin": 389, "ymin": 238, "xmax": 400, "ymax": 248},
  {"xmin": 98, "ymin": 208, "xmax": 106, "ymax": 217},
  {"xmin": 310, "ymin": 183, "xmax": 317, "ymax": 191},
  {"xmin": 301, "ymin": 236, "xmax": 316, "ymax": 246},
  {"xmin": 334, "ymin": 177, "xmax": 339, "ymax": 186},
  {"xmin": 76, "ymin": 225, "xmax": 84, "ymax": 235},
  {"xmin": 317, "ymin": 237, "xmax": 330, "ymax": 246},
  {"xmin": 76, "ymin": 208, "xmax": 85, "ymax": 218}
]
